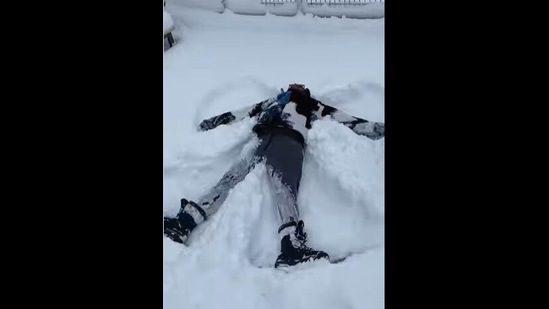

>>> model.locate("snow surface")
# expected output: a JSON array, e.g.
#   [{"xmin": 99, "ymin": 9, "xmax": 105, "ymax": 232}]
[{"xmin": 164, "ymin": 5, "xmax": 384, "ymax": 309}]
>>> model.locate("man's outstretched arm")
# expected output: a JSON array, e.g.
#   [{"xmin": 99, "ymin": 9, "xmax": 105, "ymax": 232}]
[
  {"xmin": 312, "ymin": 102, "xmax": 385, "ymax": 140},
  {"xmin": 198, "ymin": 95, "xmax": 280, "ymax": 131}
]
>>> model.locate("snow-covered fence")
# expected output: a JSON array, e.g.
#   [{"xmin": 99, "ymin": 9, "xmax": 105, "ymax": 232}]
[
  {"xmin": 301, "ymin": 0, "xmax": 384, "ymax": 18},
  {"xmin": 259, "ymin": 0, "xmax": 384, "ymax": 4},
  {"xmin": 173, "ymin": 0, "xmax": 384, "ymax": 19},
  {"xmin": 305, "ymin": 0, "xmax": 384, "ymax": 4},
  {"xmin": 260, "ymin": 0, "xmax": 297, "ymax": 3},
  {"xmin": 258, "ymin": 0, "xmax": 384, "ymax": 18}
]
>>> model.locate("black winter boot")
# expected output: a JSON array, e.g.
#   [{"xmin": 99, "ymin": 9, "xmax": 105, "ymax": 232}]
[
  {"xmin": 275, "ymin": 220, "xmax": 329, "ymax": 268},
  {"xmin": 163, "ymin": 198, "xmax": 202, "ymax": 244}
]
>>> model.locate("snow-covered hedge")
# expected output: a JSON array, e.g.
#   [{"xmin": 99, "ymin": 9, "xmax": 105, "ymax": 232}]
[
  {"xmin": 173, "ymin": 0, "xmax": 384, "ymax": 19},
  {"xmin": 226, "ymin": 0, "xmax": 300, "ymax": 16},
  {"xmin": 175, "ymin": 0, "xmax": 225, "ymax": 13}
]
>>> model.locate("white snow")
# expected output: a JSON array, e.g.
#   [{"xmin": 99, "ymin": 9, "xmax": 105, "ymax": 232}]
[
  {"xmin": 175, "ymin": 0, "xmax": 225, "ymax": 13},
  {"xmin": 163, "ymin": 10, "xmax": 174, "ymax": 34},
  {"xmin": 164, "ymin": 4, "xmax": 384, "ymax": 309},
  {"xmin": 175, "ymin": 0, "xmax": 384, "ymax": 19},
  {"xmin": 226, "ymin": 0, "xmax": 300, "ymax": 16}
]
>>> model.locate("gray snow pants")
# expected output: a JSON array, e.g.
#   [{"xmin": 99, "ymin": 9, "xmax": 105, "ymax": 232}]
[{"xmin": 190, "ymin": 131, "xmax": 304, "ymax": 228}]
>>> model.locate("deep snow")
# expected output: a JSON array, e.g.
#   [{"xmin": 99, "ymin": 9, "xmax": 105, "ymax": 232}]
[{"xmin": 164, "ymin": 5, "xmax": 384, "ymax": 309}]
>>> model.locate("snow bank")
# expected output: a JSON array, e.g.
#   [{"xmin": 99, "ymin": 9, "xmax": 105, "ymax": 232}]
[
  {"xmin": 175, "ymin": 0, "xmax": 225, "ymax": 13},
  {"xmin": 163, "ymin": 10, "xmax": 174, "ymax": 33}
]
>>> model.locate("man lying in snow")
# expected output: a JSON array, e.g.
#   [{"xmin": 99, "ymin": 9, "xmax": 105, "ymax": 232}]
[{"xmin": 164, "ymin": 83, "xmax": 385, "ymax": 268}]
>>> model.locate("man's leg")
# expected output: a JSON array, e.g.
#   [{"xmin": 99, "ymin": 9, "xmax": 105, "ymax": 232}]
[
  {"xmin": 256, "ymin": 133, "xmax": 329, "ymax": 267},
  {"xmin": 164, "ymin": 155, "xmax": 258, "ymax": 244},
  {"xmin": 195, "ymin": 155, "xmax": 260, "ymax": 219},
  {"xmin": 256, "ymin": 134, "xmax": 303, "ymax": 226}
]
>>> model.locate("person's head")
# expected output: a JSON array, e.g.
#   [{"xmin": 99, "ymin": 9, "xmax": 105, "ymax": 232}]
[
  {"xmin": 287, "ymin": 83, "xmax": 318, "ymax": 115},
  {"xmin": 288, "ymin": 83, "xmax": 311, "ymax": 97}
]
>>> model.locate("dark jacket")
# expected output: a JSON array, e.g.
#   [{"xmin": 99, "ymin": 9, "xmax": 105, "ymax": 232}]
[{"xmin": 198, "ymin": 90, "xmax": 385, "ymax": 145}]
